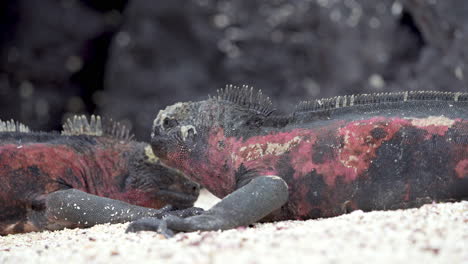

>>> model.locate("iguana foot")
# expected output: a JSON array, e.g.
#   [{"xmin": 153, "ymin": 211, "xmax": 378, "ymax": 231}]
[
  {"xmin": 125, "ymin": 213, "xmax": 222, "ymax": 237},
  {"xmin": 126, "ymin": 176, "xmax": 289, "ymax": 235},
  {"xmin": 166, "ymin": 207, "xmax": 205, "ymax": 218},
  {"xmin": 125, "ymin": 208, "xmax": 205, "ymax": 237},
  {"xmin": 126, "ymin": 217, "xmax": 175, "ymax": 237}
]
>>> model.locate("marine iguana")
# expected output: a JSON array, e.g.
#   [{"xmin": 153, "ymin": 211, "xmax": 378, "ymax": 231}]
[
  {"xmin": 0, "ymin": 115, "xmax": 201, "ymax": 235},
  {"xmin": 127, "ymin": 86, "xmax": 468, "ymax": 236}
]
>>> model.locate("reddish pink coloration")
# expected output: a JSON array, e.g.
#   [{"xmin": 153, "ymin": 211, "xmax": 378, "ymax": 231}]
[
  {"xmin": 455, "ymin": 159, "xmax": 468, "ymax": 179},
  {"xmin": 0, "ymin": 143, "xmax": 149, "ymax": 206},
  {"xmin": 288, "ymin": 134, "xmax": 358, "ymax": 186},
  {"xmin": 418, "ymin": 125, "xmax": 451, "ymax": 138},
  {"xmin": 230, "ymin": 129, "xmax": 315, "ymax": 177},
  {"xmin": 0, "ymin": 144, "xmax": 87, "ymax": 193},
  {"xmin": 232, "ymin": 129, "xmax": 307, "ymax": 166},
  {"xmin": 180, "ymin": 116, "xmax": 463, "ymax": 198},
  {"xmin": 410, "ymin": 117, "xmax": 461, "ymax": 139},
  {"xmin": 201, "ymin": 128, "xmax": 237, "ymax": 197},
  {"xmin": 290, "ymin": 183, "xmax": 313, "ymax": 218},
  {"xmin": 337, "ymin": 117, "xmax": 409, "ymax": 177},
  {"xmin": 119, "ymin": 189, "xmax": 166, "ymax": 209},
  {"xmin": 163, "ymin": 128, "xmax": 237, "ymax": 198}
]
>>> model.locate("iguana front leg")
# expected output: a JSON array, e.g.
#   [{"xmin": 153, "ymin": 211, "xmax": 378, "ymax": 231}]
[
  {"xmin": 126, "ymin": 176, "xmax": 289, "ymax": 235},
  {"xmin": 35, "ymin": 189, "xmax": 203, "ymax": 231}
]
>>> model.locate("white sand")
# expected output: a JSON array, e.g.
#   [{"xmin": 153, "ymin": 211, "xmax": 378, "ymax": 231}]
[{"xmin": 0, "ymin": 190, "xmax": 466, "ymax": 264}]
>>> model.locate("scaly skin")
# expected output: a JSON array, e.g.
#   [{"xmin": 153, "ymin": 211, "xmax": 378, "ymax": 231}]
[
  {"xmin": 127, "ymin": 87, "xmax": 468, "ymax": 235},
  {"xmin": 0, "ymin": 117, "xmax": 201, "ymax": 235}
]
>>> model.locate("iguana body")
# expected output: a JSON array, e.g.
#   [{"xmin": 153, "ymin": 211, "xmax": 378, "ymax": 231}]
[
  {"xmin": 0, "ymin": 116, "xmax": 200, "ymax": 235},
  {"xmin": 128, "ymin": 87, "xmax": 468, "ymax": 235}
]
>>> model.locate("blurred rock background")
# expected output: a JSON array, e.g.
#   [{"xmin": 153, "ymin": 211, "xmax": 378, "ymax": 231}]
[{"xmin": 0, "ymin": 0, "xmax": 467, "ymax": 140}]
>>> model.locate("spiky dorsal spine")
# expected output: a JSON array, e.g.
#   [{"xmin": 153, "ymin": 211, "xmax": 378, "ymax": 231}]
[
  {"xmin": 62, "ymin": 115, "xmax": 134, "ymax": 141},
  {"xmin": 211, "ymin": 84, "xmax": 276, "ymax": 116},
  {"xmin": 0, "ymin": 119, "xmax": 30, "ymax": 133},
  {"xmin": 295, "ymin": 91, "xmax": 468, "ymax": 114}
]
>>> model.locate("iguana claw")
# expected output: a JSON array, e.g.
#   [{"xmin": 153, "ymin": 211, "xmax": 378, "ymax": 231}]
[{"xmin": 126, "ymin": 218, "xmax": 175, "ymax": 238}]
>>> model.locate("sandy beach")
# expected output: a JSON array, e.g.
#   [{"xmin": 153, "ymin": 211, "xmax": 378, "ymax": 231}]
[{"xmin": 0, "ymin": 191, "xmax": 466, "ymax": 264}]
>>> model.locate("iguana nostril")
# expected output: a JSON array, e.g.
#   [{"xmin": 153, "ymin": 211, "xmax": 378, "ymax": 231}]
[
  {"xmin": 188, "ymin": 128, "xmax": 195, "ymax": 136},
  {"xmin": 186, "ymin": 182, "xmax": 200, "ymax": 194},
  {"xmin": 163, "ymin": 118, "xmax": 178, "ymax": 130},
  {"xmin": 180, "ymin": 125, "xmax": 197, "ymax": 141},
  {"xmin": 151, "ymin": 128, "xmax": 160, "ymax": 137}
]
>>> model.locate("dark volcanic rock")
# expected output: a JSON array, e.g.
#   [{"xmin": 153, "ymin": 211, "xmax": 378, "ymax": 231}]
[
  {"xmin": 400, "ymin": 0, "xmax": 468, "ymax": 91},
  {"xmin": 0, "ymin": 0, "xmax": 123, "ymax": 130},
  {"xmin": 104, "ymin": 0, "xmax": 425, "ymax": 139},
  {"xmin": 103, "ymin": 1, "xmax": 223, "ymax": 139},
  {"xmin": 2, "ymin": 0, "xmax": 466, "ymax": 139}
]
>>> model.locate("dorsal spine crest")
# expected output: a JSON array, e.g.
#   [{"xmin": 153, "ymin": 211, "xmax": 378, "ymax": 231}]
[
  {"xmin": 62, "ymin": 115, "xmax": 134, "ymax": 141},
  {"xmin": 295, "ymin": 91, "xmax": 468, "ymax": 114},
  {"xmin": 213, "ymin": 84, "xmax": 275, "ymax": 116},
  {"xmin": 0, "ymin": 119, "xmax": 30, "ymax": 133}
]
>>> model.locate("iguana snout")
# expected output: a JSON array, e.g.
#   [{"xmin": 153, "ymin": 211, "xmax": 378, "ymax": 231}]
[
  {"xmin": 152, "ymin": 164, "xmax": 201, "ymax": 209},
  {"xmin": 129, "ymin": 144, "xmax": 201, "ymax": 209},
  {"xmin": 151, "ymin": 102, "xmax": 202, "ymax": 159}
]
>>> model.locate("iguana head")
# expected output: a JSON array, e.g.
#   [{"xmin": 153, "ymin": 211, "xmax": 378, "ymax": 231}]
[
  {"xmin": 151, "ymin": 85, "xmax": 275, "ymax": 197},
  {"xmin": 126, "ymin": 145, "xmax": 200, "ymax": 209},
  {"xmin": 62, "ymin": 115, "xmax": 200, "ymax": 209}
]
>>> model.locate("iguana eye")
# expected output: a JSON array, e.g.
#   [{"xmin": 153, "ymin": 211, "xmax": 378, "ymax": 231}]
[{"xmin": 163, "ymin": 118, "xmax": 179, "ymax": 130}]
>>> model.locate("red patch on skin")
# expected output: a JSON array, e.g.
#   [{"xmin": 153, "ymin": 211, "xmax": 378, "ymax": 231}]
[
  {"xmin": 120, "ymin": 189, "xmax": 165, "ymax": 209},
  {"xmin": 291, "ymin": 183, "xmax": 313, "ymax": 218},
  {"xmin": 418, "ymin": 126, "xmax": 450, "ymax": 138},
  {"xmin": 165, "ymin": 129, "xmax": 238, "ymax": 198},
  {"xmin": 172, "ymin": 116, "xmax": 465, "ymax": 199},
  {"xmin": 289, "ymin": 136, "xmax": 357, "ymax": 186},
  {"xmin": 231, "ymin": 129, "xmax": 315, "ymax": 176},
  {"xmin": 338, "ymin": 117, "xmax": 410, "ymax": 177},
  {"xmin": 0, "ymin": 144, "xmax": 87, "ymax": 190},
  {"xmin": 410, "ymin": 117, "xmax": 460, "ymax": 139},
  {"xmin": 0, "ymin": 143, "xmax": 133, "ymax": 203},
  {"xmin": 224, "ymin": 117, "xmax": 413, "ymax": 187},
  {"xmin": 455, "ymin": 159, "xmax": 468, "ymax": 178},
  {"xmin": 200, "ymin": 126, "xmax": 358, "ymax": 190},
  {"xmin": 203, "ymin": 129, "xmax": 238, "ymax": 196}
]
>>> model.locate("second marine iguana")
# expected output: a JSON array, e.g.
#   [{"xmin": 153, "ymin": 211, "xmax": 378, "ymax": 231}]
[
  {"xmin": 0, "ymin": 116, "xmax": 201, "ymax": 235},
  {"xmin": 127, "ymin": 86, "xmax": 468, "ymax": 236}
]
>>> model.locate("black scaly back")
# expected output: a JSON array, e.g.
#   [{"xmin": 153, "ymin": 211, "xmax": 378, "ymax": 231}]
[
  {"xmin": 294, "ymin": 91, "xmax": 468, "ymax": 114},
  {"xmin": 211, "ymin": 84, "xmax": 276, "ymax": 116},
  {"xmin": 62, "ymin": 115, "xmax": 134, "ymax": 141}
]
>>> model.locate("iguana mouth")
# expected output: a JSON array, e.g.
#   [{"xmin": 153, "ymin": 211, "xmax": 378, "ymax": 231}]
[
  {"xmin": 156, "ymin": 189, "xmax": 199, "ymax": 209},
  {"xmin": 151, "ymin": 128, "xmax": 171, "ymax": 156}
]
